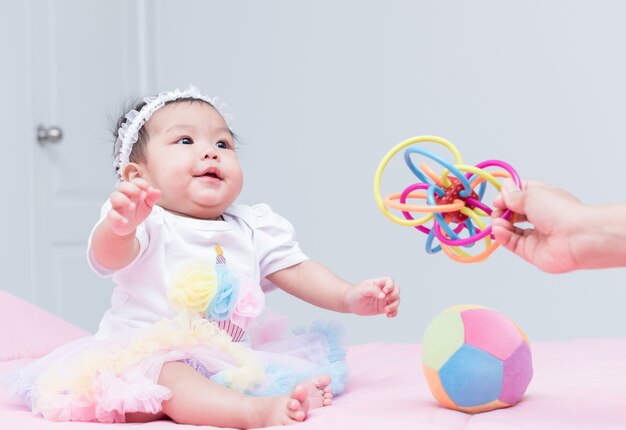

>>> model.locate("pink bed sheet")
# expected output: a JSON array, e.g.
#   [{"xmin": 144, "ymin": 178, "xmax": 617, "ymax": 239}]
[{"xmin": 2, "ymin": 339, "xmax": 626, "ymax": 429}]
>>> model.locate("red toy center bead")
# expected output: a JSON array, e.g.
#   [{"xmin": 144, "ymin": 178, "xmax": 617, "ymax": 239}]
[{"xmin": 434, "ymin": 177, "xmax": 479, "ymax": 223}]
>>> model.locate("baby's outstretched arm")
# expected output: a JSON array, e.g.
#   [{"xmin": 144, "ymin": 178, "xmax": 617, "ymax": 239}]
[
  {"xmin": 91, "ymin": 178, "xmax": 161, "ymax": 270},
  {"xmin": 492, "ymin": 179, "xmax": 626, "ymax": 273},
  {"xmin": 267, "ymin": 260, "xmax": 400, "ymax": 318}
]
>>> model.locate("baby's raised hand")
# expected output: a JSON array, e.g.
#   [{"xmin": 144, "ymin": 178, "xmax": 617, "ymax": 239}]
[
  {"xmin": 108, "ymin": 178, "xmax": 161, "ymax": 236},
  {"xmin": 343, "ymin": 277, "xmax": 400, "ymax": 318}
]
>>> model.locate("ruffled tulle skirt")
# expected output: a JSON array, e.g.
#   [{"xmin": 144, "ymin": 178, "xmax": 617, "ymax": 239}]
[{"xmin": 4, "ymin": 311, "xmax": 348, "ymax": 423}]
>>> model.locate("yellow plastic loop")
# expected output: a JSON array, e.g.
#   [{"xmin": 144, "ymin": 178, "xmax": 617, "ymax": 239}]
[{"xmin": 373, "ymin": 136, "xmax": 463, "ymax": 227}]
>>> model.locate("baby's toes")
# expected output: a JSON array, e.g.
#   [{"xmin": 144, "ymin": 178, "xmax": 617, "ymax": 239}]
[
  {"xmin": 322, "ymin": 391, "xmax": 333, "ymax": 406},
  {"xmin": 288, "ymin": 384, "xmax": 308, "ymax": 421},
  {"xmin": 287, "ymin": 399, "xmax": 305, "ymax": 421},
  {"xmin": 313, "ymin": 374, "xmax": 331, "ymax": 389}
]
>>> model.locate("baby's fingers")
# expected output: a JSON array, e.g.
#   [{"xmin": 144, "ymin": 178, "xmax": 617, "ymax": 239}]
[
  {"xmin": 108, "ymin": 207, "xmax": 129, "ymax": 227},
  {"xmin": 128, "ymin": 177, "xmax": 151, "ymax": 191},
  {"xmin": 368, "ymin": 277, "xmax": 393, "ymax": 299},
  {"xmin": 144, "ymin": 187, "xmax": 161, "ymax": 208},
  {"xmin": 377, "ymin": 277, "xmax": 400, "ymax": 318},
  {"xmin": 106, "ymin": 207, "xmax": 135, "ymax": 237},
  {"xmin": 380, "ymin": 277, "xmax": 398, "ymax": 296},
  {"xmin": 110, "ymin": 190, "xmax": 136, "ymax": 214},
  {"xmin": 117, "ymin": 180, "xmax": 147, "ymax": 202},
  {"xmin": 385, "ymin": 297, "xmax": 400, "ymax": 318}
]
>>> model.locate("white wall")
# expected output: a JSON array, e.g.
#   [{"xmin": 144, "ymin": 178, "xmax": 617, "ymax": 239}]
[
  {"xmin": 147, "ymin": 0, "xmax": 626, "ymax": 344},
  {"xmin": 3, "ymin": 1, "xmax": 625, "ymax": 345},
  {"xmin": 0, "ymin": 2, "xmax": 36, "ymax": 302}
]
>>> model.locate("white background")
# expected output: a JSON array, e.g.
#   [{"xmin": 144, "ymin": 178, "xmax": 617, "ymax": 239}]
[{"xmin": 2, "ymin": 0, "xmax": 626, "ymax": 344}]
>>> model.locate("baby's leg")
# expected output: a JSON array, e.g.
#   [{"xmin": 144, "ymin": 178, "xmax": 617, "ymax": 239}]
[
  {"xmin": 125, "ymin": 411, "xmax": 166, "ymax": 423},
  {"xmin": 129, "ymin": 361, "xmax": 322, "ymax": 428}
]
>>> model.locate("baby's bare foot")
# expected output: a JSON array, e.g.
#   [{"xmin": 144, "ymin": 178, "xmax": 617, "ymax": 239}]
[
  {"xmin": 300, "ymin": 374, "xmax": 333, "ymax": 408},
  {"xmin": 246, "ymin": 375, "xmax": 333, "ymax": 428},
  {"xmin": 247, "ymin": 384, "xmax": 310, "ymax": 427}
]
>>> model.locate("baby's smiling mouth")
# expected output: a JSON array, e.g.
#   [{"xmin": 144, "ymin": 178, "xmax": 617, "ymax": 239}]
[{"xmin": 196, "ymin": 167, "xmax": 222, "ymax": 180}]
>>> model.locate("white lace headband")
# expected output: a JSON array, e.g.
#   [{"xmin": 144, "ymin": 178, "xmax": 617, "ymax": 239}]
[{"xmin": 113, "ymin": 85, "xmax": 231, "ymax": 182}]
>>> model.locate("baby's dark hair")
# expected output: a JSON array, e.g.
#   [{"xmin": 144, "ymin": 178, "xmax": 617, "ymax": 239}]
[{"xmin": 112, "ymin": 97, "xmax": 225, "ymax": 176}]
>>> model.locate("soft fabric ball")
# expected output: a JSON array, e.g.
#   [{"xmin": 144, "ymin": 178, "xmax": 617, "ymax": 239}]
[{"xmin": 421, "ymin": 304, "xmax": 533, "ymax": 413}]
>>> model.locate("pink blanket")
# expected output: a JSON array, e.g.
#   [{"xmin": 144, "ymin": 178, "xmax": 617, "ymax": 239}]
[{"xmin": 1, "ymin": 291, "xmax": 626, "ymax": 429}]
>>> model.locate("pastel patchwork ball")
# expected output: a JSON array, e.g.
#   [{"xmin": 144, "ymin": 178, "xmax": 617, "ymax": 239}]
[{"xmin": 421, "ymin": 305, "xmax": 533, "ymax": 413}]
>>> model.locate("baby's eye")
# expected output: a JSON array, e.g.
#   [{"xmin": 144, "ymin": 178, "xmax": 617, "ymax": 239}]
[
  {"xmin": 176, "ymin": 137, "xmax": 194, "ymax": 145},
  {"xmin": 216, "ymin": 140, "xmax": 231, "ymax": 149}
]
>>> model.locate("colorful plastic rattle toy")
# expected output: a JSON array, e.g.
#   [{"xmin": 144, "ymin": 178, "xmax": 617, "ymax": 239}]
[{"xmin": 373, "ymin": 136, "xmax": 521, "ymax": 263}]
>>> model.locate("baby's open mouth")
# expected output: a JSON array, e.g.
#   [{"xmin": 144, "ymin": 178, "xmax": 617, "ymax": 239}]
[{"xmin": 197, "ymin": 167, "xmax": 222, "ymax": 180}]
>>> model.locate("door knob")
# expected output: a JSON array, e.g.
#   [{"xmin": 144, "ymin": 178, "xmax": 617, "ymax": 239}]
[{"xmin": 37, "ymin": 125, "xmax": 63, "ymax": 144}]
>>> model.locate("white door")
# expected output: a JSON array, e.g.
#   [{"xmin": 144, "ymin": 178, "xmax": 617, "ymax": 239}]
[{"xmin": 31, "ymin": 0, "xmax": 145, "ymax": 331}]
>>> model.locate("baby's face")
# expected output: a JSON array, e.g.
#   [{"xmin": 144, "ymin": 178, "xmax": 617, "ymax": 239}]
[{"xmin": 138, "ymin": 101, "xmax": 243, "ymax": 219}]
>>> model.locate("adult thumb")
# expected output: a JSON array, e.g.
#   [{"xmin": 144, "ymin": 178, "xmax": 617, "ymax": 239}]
[{"xmin": 501, "ymin": 179, "xmax": 526, "ymax": 215}]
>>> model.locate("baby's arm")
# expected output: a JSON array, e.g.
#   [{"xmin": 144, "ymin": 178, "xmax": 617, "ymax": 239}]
[
  {"xmin": 266, "ymin": 260, "xmax": 400, "ymax": 318},
  {"xmin": 91, "ymin": 178, "xmax": 161, "ymax": 270},
  {"xmin": 492, "ymin": 179, "xmax": 626, "ymax": 272}
]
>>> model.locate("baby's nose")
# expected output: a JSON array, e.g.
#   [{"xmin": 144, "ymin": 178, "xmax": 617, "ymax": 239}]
[{"xmin": 202, "ymin": 145, "xmax": 219, "ymax": 160}]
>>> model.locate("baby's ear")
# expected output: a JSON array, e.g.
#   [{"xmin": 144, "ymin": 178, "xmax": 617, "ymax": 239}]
[{"xmin": 122, "ymin": 162, "xmax": 144, "ymax": 182}]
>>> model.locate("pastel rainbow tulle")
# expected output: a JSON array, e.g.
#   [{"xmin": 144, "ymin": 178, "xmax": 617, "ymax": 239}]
[{"xmin": 8, "ymin": 312, "xmax": 347, "ymax": 423}]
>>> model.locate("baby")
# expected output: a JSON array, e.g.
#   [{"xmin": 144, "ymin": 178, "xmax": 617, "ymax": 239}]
[{"xmin": 9, "ymin": 86, "xmax": 400, "ymax": 427}]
